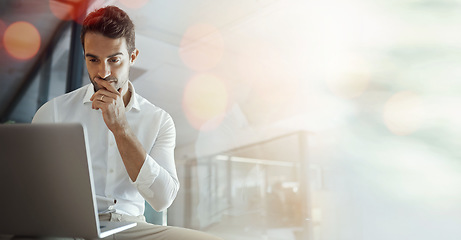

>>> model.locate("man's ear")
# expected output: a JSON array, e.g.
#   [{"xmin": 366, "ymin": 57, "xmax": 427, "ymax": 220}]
[{"xmin": 130, "ymin": 48, "xmax": 140, "ymax": 65}]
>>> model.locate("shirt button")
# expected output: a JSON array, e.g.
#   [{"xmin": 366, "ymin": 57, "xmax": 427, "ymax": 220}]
[
  {"xmin": 109, "ymin": 169, "xmax": 114, "ymax": 173},
  {"xmin": 110, "ymin": 142, "xmax": 115, "ymax": 147}
]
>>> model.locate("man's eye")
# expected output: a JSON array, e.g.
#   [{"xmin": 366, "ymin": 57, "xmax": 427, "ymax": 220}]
[
  {"xmin": 109, "ymin": 58, "xmax": 120, "ymax": 63},
  {"xmin": 89, "ymin": 58, "xmax": 98, "ymax": 63}
]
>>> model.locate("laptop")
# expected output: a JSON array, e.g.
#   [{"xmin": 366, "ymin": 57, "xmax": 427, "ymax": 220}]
[{"xmin": 0, "ymin": 123, "xmax": 136, "ymax": 239}]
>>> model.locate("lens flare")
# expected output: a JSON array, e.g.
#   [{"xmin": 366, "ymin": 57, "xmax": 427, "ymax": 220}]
[
  {"xmin": 383, "ymin": 91, "xmax": 424, "ymax": 135},
  {"xmin": 179, "ymin": 23, "xmax": 224, "ymax": 72},
  {"xmin": 183, "ymin": 74, "xmax": 229, "ymax": 130},
  {"xmin": 3, "ymin": 21, "xmax": 41, "ymax": 60},
  {"xmin": 49, "ymin": 0, "xmax": 73, "ymax": 20},
  {"xmin": 119, "ymin": 0, "xmax": 148, "ymax": 9},
  {"xmin": 49, "ymin": 0, "xmax": 89, "ymax": 23}
]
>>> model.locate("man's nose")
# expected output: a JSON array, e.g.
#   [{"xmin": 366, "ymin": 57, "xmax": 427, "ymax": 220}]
[{"xmin": 98, "ymin": 63, "xmax": 111, "ymax": 79}]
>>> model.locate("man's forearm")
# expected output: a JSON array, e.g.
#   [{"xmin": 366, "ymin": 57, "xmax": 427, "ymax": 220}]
[{"xmin": 113, "ymin": 126, "xmax": 146, "ymax": 182}]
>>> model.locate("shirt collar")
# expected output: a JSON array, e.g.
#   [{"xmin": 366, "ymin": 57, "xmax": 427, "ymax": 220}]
[{"xmin": 82, "ymin": 81, "xmax": 140, "ymax": 112}]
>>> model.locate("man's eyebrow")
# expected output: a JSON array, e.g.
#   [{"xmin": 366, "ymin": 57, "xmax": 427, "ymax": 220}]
[
  {"xmin": 85, "ymin": 52, "xmax": 124, "ymax": 58},
  {"xmin": 108, "ymin": 52, "xmax": 124, "ymax": 58},
  {"xmin": 85, "ymin": 53, "xmax": 98, "ymax": 58}
]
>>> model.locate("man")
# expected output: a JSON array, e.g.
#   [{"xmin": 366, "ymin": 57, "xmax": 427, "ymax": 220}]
[{"xmin": 33, "ymin": 5, "xmax": 221, "ymax": 240}]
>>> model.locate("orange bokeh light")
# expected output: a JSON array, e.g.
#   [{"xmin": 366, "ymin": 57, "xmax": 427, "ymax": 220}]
[
  {"xmin": 0, "ymin": 19, "xmax": 6, "ymax": 50},
  {"xmin": 49, "ymin": 0, "xmax": 89, "ymax": 23},
  {"xmin": 3, "ymin": 21, "xmax": 41, "ymax": 60},
  {"xmin": 179, "ymin": 23, "xmax": 224, "ymax": 72},
  {"xmin": 119, "ymin": 0, "xmax": 148, "ymax": 9},
  {"xmin": 383, "ymin": 91, "xmax": 424, "ymax": 136},
  {"xmin": 183, "ymin": 74, "xmax": 229, "ymax": 130}
]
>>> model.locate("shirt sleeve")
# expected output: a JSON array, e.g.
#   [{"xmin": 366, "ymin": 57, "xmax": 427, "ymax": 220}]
[
  {"xmin": 132, "ymin": 114, "xmax": 180, "ymax": 212},
  {"xmin": 32, "ymin": 100, "xmax": 56, "ymax": 123}
]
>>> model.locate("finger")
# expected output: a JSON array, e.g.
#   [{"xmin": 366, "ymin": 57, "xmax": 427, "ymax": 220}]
[
  {"xmin": 94, "ymin": 78, "xmax": 119, "ymax": 95},
  {"xmin": 90, "ymin": 93, "xmax": 102, "ymax": 102},
  {"xmin": 92, "ymin": 97, "xmax": 108, "ymax": 110},
  {"xmin": 91, "ymin": 90, "xmax": 118, "ymax": 103},
  {"xmin": 92, "ymin": 100, "xmax": 100, "ymax": 110},
  {"xmin": 90, "ymin": 92, "xmax": 99, "ymax": 101},
  {"xmin": 96, "ymin": 89, "xmax": 119, "ymax": 100}
]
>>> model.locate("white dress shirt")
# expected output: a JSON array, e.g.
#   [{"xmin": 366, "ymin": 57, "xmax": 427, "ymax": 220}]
[{"xmin": 32, "ymin": 82, "xmax": 179, "ymax": 216}]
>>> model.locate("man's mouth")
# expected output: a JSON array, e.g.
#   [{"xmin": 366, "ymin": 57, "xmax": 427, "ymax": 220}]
[
  {"xmin": 97, "ymin": 77, "xmax": 117, "ymax": 82},
  {"xmin": 91, "ymin": 77, "xmax": 118, "ymax": 92}
]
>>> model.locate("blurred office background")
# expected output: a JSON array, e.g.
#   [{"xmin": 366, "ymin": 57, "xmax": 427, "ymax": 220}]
[{"xmin": 1, "ymin": 0, "xmax": 461, "ymax": 239}]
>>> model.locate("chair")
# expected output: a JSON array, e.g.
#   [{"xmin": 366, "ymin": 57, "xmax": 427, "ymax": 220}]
[{"xmin": 144, "ymin": 201, "xmax": 167, "ymax": 226}]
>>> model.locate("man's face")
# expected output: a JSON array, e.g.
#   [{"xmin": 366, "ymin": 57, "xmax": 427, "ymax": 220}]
[{"xmin": 83, "ymin": 32, "xmax": 136, "ymax": 93}]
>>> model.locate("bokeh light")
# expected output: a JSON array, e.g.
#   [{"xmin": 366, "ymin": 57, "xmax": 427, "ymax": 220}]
[
  {"xmin": 183, "ymin": 74, "xmax": 229, "ymax": 130},
  {"xmin": 49, "ymin": 0, "xmax": 89, "ymax": 23},
  {"xmin": 179, "ymin": 23, "xmax": 224, "ymax": 72},
  {"xmin": 383, "ymin": 91, "xmax": 425, "ymax": 135},
  {"xmin": 49, "ymin": 0, "xmax": 73, "ymax": 21},
  {"xmin": 0, "ymin": 19, "xmax": 6, "ymax": 50},
  {"xmin": 3, "ymin": 21, "xmax": 41, "ymax": 60},
  {"xmin": 119, "ymin": 0, "xmax": 148, "ymax": 9}
]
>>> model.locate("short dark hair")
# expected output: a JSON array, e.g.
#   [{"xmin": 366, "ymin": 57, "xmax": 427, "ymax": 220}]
[{"xmin": 80, "ymin": 6, "xmax": 136, "ymax": 53}]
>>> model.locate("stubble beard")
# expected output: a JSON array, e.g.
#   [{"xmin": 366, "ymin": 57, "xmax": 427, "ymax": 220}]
[{"xmin": 89, "ymin": 75, "xmax": 121, "ymax": 92}]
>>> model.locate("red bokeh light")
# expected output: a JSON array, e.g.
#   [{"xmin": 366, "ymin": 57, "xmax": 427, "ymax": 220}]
[{"xmin": 49, "ymin": 0, "xmax": 90, "ymax": 23}]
